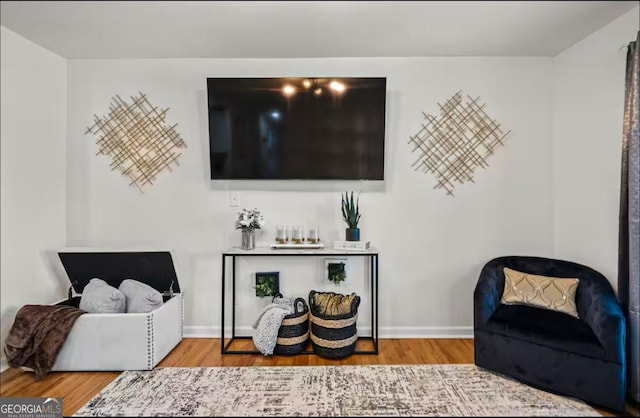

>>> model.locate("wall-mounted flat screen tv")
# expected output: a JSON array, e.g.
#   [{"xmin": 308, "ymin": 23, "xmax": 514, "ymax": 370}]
[{"xmin": 207, "ymin": 77, "xmax": 386, "ymax": 180}]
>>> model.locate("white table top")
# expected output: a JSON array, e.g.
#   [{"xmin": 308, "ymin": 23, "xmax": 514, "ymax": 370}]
[{"xmin": 223, "ymin": 245, "xmax": 379, "ymax": 255}]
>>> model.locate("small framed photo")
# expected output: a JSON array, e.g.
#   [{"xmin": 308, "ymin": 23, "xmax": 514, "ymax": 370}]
[{"xmin": 255, "ymin": 272, "xmax": 280, "ymax": 298}]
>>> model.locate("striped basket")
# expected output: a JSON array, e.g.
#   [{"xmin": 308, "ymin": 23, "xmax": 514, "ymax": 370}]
[
  {"xmin": 308, "ymin": 290, "xmax": 361, "ymax": 359},
  {"xmin": 274, "ymin": 296, "xmax": 309, "ymax": 355}
]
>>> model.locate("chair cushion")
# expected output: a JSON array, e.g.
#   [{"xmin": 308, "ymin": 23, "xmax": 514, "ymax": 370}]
[{"xmin": 486, "ymin": 304, "xmax": 605, "ymax": 360}]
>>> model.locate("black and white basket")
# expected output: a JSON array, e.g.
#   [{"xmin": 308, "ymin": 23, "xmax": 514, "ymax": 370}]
[
  {"xmin": 274, "ymin": 296, "xmax": 309, "ymax": 355},
  {"xmin": 308, "ymin": 290, "xmax": 360, "ymax": 359}
]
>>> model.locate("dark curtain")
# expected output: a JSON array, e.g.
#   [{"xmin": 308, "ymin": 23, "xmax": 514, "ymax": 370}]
[{"xmin": 619, "ymin": 30, "xmax": 639, "ymax": 404}]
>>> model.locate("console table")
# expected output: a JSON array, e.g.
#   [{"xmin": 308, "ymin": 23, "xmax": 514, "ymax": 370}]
[{"xmin": 220, "ymin": 246, "xmax": 379, "ymax": 355}]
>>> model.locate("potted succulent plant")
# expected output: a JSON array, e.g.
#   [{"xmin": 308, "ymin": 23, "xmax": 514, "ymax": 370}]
[{"xmin": 341, "ymin": 191, "xmax": 361, "ymax": 241}]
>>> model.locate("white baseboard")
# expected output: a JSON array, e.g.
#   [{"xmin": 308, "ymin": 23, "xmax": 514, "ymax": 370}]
[
  {"xmin": 379, "ymin": 326, "xmax": 473, "ymax": 338},
  {"xmin": 183, "ymin": 326, "xmax": 473, "ymax": 339},
  {"xmin": 183, "ymin": 326, "xmax": 224, "ymax": 338}
]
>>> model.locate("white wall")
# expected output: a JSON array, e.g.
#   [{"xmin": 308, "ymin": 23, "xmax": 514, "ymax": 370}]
[
  {"xmin": 4, "ymin": 7, "xmax": 634, "ymax": 341},
  {"xmin": 0, "ymin": 27, "xmax": 68, "ymax": 364},
  {"xmin": 66, "ymin": 56, "xmax": 553, "ymax": 336},
  {"xmin": 553, "ymin": 7, "xmax": 640, "ymax": 290}
]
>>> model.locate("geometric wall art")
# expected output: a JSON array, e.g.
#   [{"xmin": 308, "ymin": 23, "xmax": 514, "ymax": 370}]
[
  {"xmin": 85, "ymin": 92, "xmax": 187, "ymax": 193},
  {"xmin": 408, "ymin": 91, "xmax": 511, "ymax": 196}
]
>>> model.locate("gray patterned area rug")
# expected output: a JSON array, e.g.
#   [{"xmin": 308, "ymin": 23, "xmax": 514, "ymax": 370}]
[{"xmin": 74, "ymin": 364, "xmax": 600, "ymax": 417}]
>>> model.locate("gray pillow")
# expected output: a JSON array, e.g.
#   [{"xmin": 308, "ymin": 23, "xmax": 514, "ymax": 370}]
[
  {"xmin": 119, "ymin": 279, "xmax": 164, "ymax": 313},
  {"xmin": 79, "ymin": 278, "xmax": 126, "ymax": 313}
]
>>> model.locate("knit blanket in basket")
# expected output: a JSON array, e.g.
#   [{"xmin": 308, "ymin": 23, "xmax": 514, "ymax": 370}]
[{"xmin": 252, "ymin": 297, "xmax": 294, "ymax": 355}]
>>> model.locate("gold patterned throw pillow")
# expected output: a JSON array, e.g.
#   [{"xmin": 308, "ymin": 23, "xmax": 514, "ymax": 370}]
[
  {"xmin": 312, "ymin": 292, "xmax": 358, "ymax": 316},
  {"xmin": 501, "ymin": 267, "xmax": 580, "ymax": 318}
]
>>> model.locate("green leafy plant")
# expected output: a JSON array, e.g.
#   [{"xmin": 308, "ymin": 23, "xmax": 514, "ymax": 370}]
[
  {"xmin": 255, "ymin": 273, "xmax": 279, "ymax": 298},
  {"xmin": 327, "ymin": 262, "xmax": 346, "ymax": 285},
  {"xmin": 341, "ymin": 191, "xmax": 361, "ymax": 229}
]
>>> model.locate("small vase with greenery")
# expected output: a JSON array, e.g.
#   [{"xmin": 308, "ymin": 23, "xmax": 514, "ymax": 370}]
[
  {"xmin": 341, "ymin": 191, "xmax": 361, "ymax": 241},
  {"xmin": 235, "ymin": 208, "xmax": 265, "ymax": 250}
]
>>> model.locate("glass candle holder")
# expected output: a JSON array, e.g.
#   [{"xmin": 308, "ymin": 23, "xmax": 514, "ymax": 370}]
[
  {"xmin": 292, "ymin": 225, "xmax": 304, "ymax": 244},
  {"xmin": 275, "ymin": 225, "xmax": 287, "ymax": 244},
  {"xmin": 308, "ymin": 227, "xmax": 320, "ymax": 244},
  {"xmin": 285, "ymin": 224, "xmax": 292, "ymax": 243}
]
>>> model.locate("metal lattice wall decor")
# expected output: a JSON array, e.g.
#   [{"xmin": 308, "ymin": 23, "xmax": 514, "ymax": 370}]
[
  {"xmin": 85, "ymin": 92, "xmax": 186, "ymax": 193},
  {"xmin": 408, "ymin": 91, "xmax": 511, "ymax": 196}
]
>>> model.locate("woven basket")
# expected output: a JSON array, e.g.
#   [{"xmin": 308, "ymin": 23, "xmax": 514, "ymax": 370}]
[
  {"xmin": 274, "ymin": 296, "xmax": 309, "ymax": 356},
  {"xmin": 308, "ymin": 290, "xmax": 361, "ymax": 359}
]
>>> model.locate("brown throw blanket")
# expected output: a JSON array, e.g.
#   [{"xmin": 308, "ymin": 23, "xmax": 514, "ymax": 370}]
[{"xmin": 4, "ymin": 304, "xmax": 85, "ymax": 379}]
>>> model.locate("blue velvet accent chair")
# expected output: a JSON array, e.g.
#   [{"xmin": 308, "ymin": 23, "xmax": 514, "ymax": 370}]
[{"xmin": 474, "ymin": 256, "xmax": 626, "ymax": 411}]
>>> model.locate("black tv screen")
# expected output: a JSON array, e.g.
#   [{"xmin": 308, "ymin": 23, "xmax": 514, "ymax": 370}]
[{"xmin": 207, "ymin": 77, "xmax": 386, "ymax": 180}]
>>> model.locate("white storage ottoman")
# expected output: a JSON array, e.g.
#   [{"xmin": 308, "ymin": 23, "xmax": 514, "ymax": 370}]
[{"xmin": 52, "ymin": 250, "xmax": 183, "ymax": 371}]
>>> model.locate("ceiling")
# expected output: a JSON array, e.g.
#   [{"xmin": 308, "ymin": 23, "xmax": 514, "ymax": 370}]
[{"xmin": 0, "ymin": 1, "xmax": 637, "ymax": 59}]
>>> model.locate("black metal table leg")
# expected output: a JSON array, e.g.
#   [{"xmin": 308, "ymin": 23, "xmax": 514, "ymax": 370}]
[
  {"xmin": 374, "ymin": 254, "xmax": 379, "ymax": 353},
  {"xmin": 221, "ymin": 254, "xmax": 226, "ymax": 354},
  {"xmin": 370, "ymin": 255, "xmax": 375, "ymax": 348},
  {"xmin": 232, "ymin": 256, "xmax": 236, "ymax": 339}
]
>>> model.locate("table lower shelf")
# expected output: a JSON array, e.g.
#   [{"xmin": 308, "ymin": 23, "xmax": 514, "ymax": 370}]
[{"xmin": 222, "ymin": 336, "xmax": 378, "ymax": 355}]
